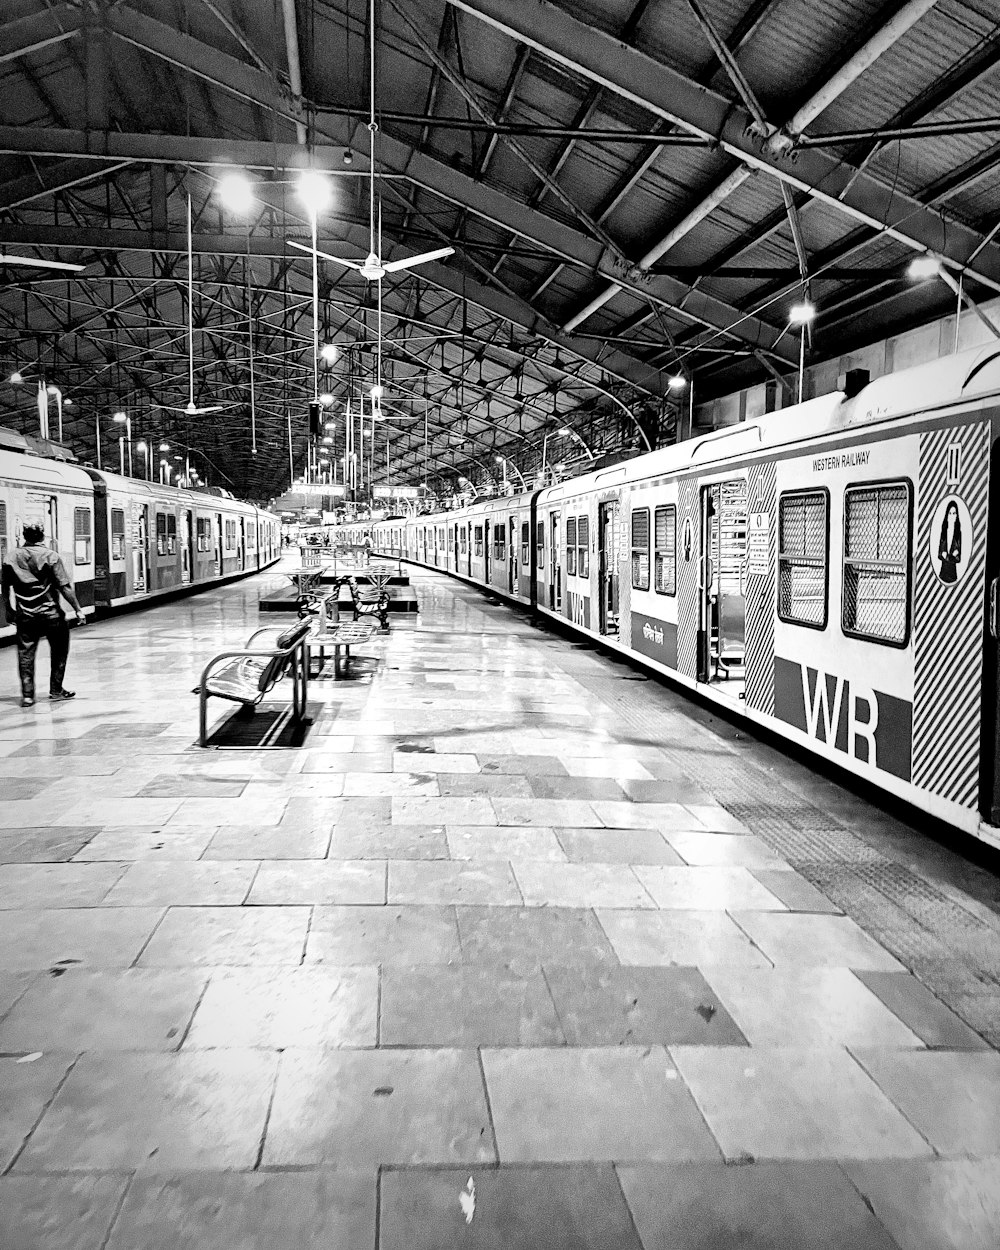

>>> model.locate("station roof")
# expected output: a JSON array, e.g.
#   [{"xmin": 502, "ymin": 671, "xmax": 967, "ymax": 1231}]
[{"xmin": 0, "ymin": 0, "xmax": 998, "ymax": 500}]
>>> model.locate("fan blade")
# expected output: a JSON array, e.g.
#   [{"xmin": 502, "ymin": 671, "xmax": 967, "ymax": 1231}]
[
  {"xmin": 382, "ymin": 247, "xmax": 454, "ymax": 273},
  {"xmin": 0, "ymin": 253, "xmax": 85, "ymax": 273},
  {"xmin": 288, "ymin": 240, "xmax": 363, "ymax": 270},
  {"xmin": 151, "ymin": 404, "xmax": 188, "ymax": 412}
]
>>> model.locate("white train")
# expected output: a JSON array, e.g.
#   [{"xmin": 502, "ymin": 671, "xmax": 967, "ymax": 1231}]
[
  {"xmin": 0, "ymin": 428, "xmax": 280, "ymax": 639},
  {"xmin": 357, "ymin": 343, "xmax": 1000, "ymax": 846}
]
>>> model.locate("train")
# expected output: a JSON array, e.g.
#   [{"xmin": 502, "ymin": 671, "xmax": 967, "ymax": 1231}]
[
  {"xmin": 0, "ymin": 426, "xmax": 280, "ymax": 638},
  {"xmin": 349, "ymin": 342, "xmax": 1000, "ymax": 846}
]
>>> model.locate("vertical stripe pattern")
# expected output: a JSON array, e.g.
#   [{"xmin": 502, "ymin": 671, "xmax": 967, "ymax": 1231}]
[
  {"xmin": 745, "ymin": 461, "xmax": 777, "ymax": 715},
  {"xmin": 912, "ymin": 421, "xmax": 989, "ymax": 808},
  {"xmin": 677, "ymin": 478, "xmax": 699, "ymax": 677}
]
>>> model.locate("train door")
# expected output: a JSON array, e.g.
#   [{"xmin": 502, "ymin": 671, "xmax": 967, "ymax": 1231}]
[
  {"xmin": 509, "ymin": 516, "xmax": 517, "ymax": 593},
  {"xmin": 550, "ymin": 511, "xmax": 561, "ymax": 610},
  {"xmin": 466, "ymin": 525, "xmax": 472, "ymax": 576},
  {"xmin": 699, "ymin": 478, "xmax": 747, "ymax": 687},
  {"xmin": 46, "ymin": 496, "xmax": 59, "ymax": 550},
  {"xmin": 182, "ymin": 510, "xmax": 193, "ymax": 584},
  {"xmin": 239, "ymin": 517, "xmax": 246, "ymax": 570},
  {"xmin": 598, "ymin": 500, "xmax": 620, "ymax": 637},
  {"xmin": 215, "ymin": 513, "xmax": 223, "ymax": 575},
  {"xmin": 133, "ymin": 505, "xmax": 149, "ymax": 594},
  {"xmin": 484, "ymin": 521, "xmax": 491, "ymax": 582},
  {"xmin": 453, "ymin": 523, "xmax": 459, "ymax": 571}
]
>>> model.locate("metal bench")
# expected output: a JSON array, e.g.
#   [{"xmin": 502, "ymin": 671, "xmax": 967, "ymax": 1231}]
[
  {"xmin": 347, "ymin": 574, "xmax": 391, "ymax": 631},
  {"xmin": 197, "ymin": 620, "xmax": 311, "ymax": 746},
  {"xmin": 308, "ymin": 619, "xmax": 378, "ymax": 679}
]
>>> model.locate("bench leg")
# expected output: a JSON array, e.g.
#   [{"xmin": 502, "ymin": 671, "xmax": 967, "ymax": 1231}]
[{"xmin": 199, "ymin": 688, "xmax": 209, "ymax": 747}]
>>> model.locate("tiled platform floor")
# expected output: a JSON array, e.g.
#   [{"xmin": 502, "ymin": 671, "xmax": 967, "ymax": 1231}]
[{"xmin": 1, "ymin": 557, "xmax": 999, "ymax": 1248}]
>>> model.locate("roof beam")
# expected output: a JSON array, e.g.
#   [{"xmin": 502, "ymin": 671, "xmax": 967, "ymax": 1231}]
[{"xmin": 446, "ymin": 0, "xmax": 1000, "ymax": 296}]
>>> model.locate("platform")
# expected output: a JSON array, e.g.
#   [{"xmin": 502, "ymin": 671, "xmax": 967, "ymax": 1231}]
[{"xmin": 1, "ymin": 554, "xmax": 999, "ymax": 1249}]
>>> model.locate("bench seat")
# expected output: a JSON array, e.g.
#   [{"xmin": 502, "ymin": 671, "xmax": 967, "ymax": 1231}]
[{"xmin": 198, "ymin": 621, "xmax": 311, "ymax": 746}]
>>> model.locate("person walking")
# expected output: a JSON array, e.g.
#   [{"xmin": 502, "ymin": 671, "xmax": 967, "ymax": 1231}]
[{"xmin": 2, "ymin": 523, "xmax": 86, "ymax": 707}]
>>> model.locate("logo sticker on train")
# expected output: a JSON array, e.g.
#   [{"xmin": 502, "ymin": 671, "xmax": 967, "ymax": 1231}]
[
  {"xmin": 566, "ymin": 590, "xmax": 590, "ymax": 629},
  {"xmin": 773, "ymin": 657, "xmax": 912, "ymax": 781}
]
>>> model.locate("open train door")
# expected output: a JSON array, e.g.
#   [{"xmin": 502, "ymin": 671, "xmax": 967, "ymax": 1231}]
[
  {"xmin": 699, "ymin": 478, "xmax": 747, "ymax": 686},
  {"xmin": 550, "ymin": 511, "xmax": 561, "ymax": 610},
  {"xmin": 182, "ymin": 510, "xmax": 193, "ymax": 583},
  {"xmin": 509, "ymin": 516, "xmax": 517, "ymax": 593},
  {"xmin": 598, "ymin": 500, "xmax": 620, "ymax": 637},
  {"xmin": 133, "ymin": 504, "xmax": 150, "ymax": 594}
]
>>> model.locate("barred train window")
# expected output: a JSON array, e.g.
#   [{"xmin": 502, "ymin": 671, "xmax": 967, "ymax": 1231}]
[
  {"xmin": 448, "ymin": 528, "xmax": 454, "ymax": 551},
  {"xmin": 654, "ymin": 505, "xmax": 676, "ymax": 596},
  {"xmin": 167, "ymin": 514, "xmax": 177, "ymax": 555},
  {"xmin": 156, "ymin": 512, "xmax": 168, "ymax": 556},
  {"xmin": 843, "ymin": 481, "xmax": 911, "ymax": 646},
  {"xmin": 0, "ymin": 501, "xmax": 8, "ymax": 562},
  {"xmin": 778, "ymin": 490, "xmax": 828, "ymax": 628},
  {"xmin": 494, "ymin": 526, "xmax": 505, "ymax": 560},
  {"xmin": 110, "ymin": 509, "xmax": 126, "ymax": 559},
  {"xmin": 578, "ymin": 515, "xmax": 590, "ymax": 579},
  {"xmin": 536, "ymin": 522, "xmax": 544, "ymax": 570},
  {"xmin": 474, "ymin": 525, "xmax": 483, "ymax": 557},
  {"xmin": 631, "ymin": 508, "xmax": 650, "ymax": 590},
  {"xmin": 566, "ymin": 516, "xmax": 577, "ymax": 576},
  {"xmin": 521, "ymin": 521, "xmax": 530, "ymax": 565},
  {"xmin": 460, "ymin": 527, "xmax": 467, "ymax": 555},
  {"xmin": 73, "ymin": 508, "xmax": 91, "ymax": 565}
]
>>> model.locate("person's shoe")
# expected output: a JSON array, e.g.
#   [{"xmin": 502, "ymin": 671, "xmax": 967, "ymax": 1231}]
[
  {"xmin": 20, "ymin": 697, "xmax": 34, "ymax": 708},
  {"xmin": 49, "ymin": 689, "xmax": 75, "ymax": 701}
]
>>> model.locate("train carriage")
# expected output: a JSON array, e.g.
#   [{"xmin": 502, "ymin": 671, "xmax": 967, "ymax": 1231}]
[{"xmin": 371, "ymin": 343, "xmax": 1000, "ymax": 845}]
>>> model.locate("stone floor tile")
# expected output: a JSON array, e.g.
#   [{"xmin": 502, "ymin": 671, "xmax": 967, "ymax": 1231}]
[
  {"xmin": 0, "ymin": 862, "xmax": 128, "ymax": 909},
  {"xmin": 513, "ymin": 862, "xmax": 655, "ymax": 909},
  {"xmin": 381, "ymin": 964, "xmax": 564, "ymax": 1046},
  {"xmin": 74, "ymin": 827, "xmax": 215, "ymax": 861},
  {"xmin": 618, "ymin": 777, "xmax": 716, "ymax": 805},
  {"xmin": 618, "ymin": 1162, "xmax": 901, "ymax": 1250},
  {"xmin": 15, "ymin": 1050, "xmax": 277, "ymax": 1172},
  {"xmin": 555, "ymin": 827, "xmax": 684, "ymax": 865},
  {"xmin": 306, "ymin": 904, "xmax": 461, "ymax": 965},
  {"xmin": 136, "ymin": 776, "xmax": 247, "ymax": 798},
  {"xmin": 301, "ymin": 752, "xmax": 392, "ymax": 773},
  {"xmin": 201, "ymin": 824, "xmax": 330, "ymax": 859},
  {"xmin": 851, "ymin": 1049, "xmax": 1000, "ymax": 1155},
  {"xmin": 493, "ymin": 798, "xmax": 603, "ymax": 828},
  {"xmin": 393, "ymin": 796, "xmax": 498, "ymax": 826},
  {"xmin": 478, "ymin": 754, "xmax": 569, "ymax": 775},
  {"xmin": 0, "ymin": 968, "xmax": 207, "ymax": 1052},
  {"xmin": 0, "ymin": 1053, "xmax": 74, "ymax": 1170},
  {"xmin": 106, "ymin": 1171, "xmax": 374, "ymax": 1250},
  {"xmin": 0, "ymin": 969, "xmax": 35, "ymax": 1018},
  {"xmin": 664, "ymin": 831, "xmax": 788, "ymax": 867},
  {"xmin": 634, "ymin": 866, "xmax": 787, "ymax": 910},
  {"xmin": 683, "ymin": 805, "xmax": 751, "ymax": 833},
  {"xmin": 393, "ymin": 752, "xmax": 481, "ymax": 773},
  {"xmin": 562, "ymin": 757, "xmax": 655, "ymax": 781},
  {"xmin": 671, "ymin": 1046, "xmax": 932, "ymax": 1160},
  {"xmin": 379, "ymin": 1164, "xmax": 644, "ymax": 1250},
  {"xmin": 732, "ymin": 912, "xmax": 905, "ymax": 970},
  {"xmin": 750, "ymin": 868, "xmax": 843, "ymax": 913},
  {"xmin": 184, "ymin": 966, "xmax": 377, "ymax": 1048},
  {"xmin": 528, "ymin": 776, "xmax": 629, "ymax": 802},
  {"xmin": 0, "ymin": 1175, "xmax": 129, "ymax": 1250},
  {"xmin": 544, "ymin": 965, "xmax": 746, "ymax": 1046},
  {"xmin": 0, "ymin": 827, "xmax": 97, "ymax": 863},
  {"xmin": 446, "ymin": 825, "xmax": 566, "ymax": 862},
  {"xmin": 704, "ymin": 967, "xmax": 923, "ymax": 1047},
  {"xmin": 0, "ymin": 907, "xmax": 163, "ymax": 970},
  {"xmin": 855, "ymin": 971, "xmax": 991, "ymax": 1048},
  {"xmin": 137, "ymin": 906, "xmax": 310, "ymax": 966},
  {"xmin": 246, "ymin": 861, "xmax": 385, "ymax": 905},
  {"xmin": 591, "ymin": 802, "xmax": 703, "ymax": 831},
  {"xmin": 596, "ymin": 909, "xmax": 774, "ymax": 969},
  {"xmin": 455, "ymin": 906, "xmax": 619, "ymax": 974},
  {"xmin": 482, "ymin": 1046, "xmax": 720, "ymax": 1163},
  {"xmin": 435, "ymin": 772, "xmax": 534, "ymax": 798},
  {"xmin": 389, "ymin": 860, "xmax": 522, "ymax": 905},
  {"xmin": 262, "ymin": 1048, "xmax": 495, "ymax": 1167},
  {"xmin": 843, "ymin": 1158, "xmax": 1000, "ymax": 1250},
  {"xmin": 102, "ymin": 861, "xmax": 258, "ymax": 907},
  {"xmin": 343, "ymin": 772, "xmax": 441, "ymax": 797},
  {"xmin": 48, "ymin": 798, "xmax": 185, "ymax": 828},
  {"xmin": 328, "ymin": 823, "xmax": 448, "ymax": 860},
  {"xmin": 165, "ymin": 797, "xmax": 286, "ymax": 828}
]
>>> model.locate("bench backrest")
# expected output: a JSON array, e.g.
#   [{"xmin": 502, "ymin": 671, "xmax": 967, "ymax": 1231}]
[{"xmin": 253, "ymin": 621, "xmax": 311, "ymax": 693}]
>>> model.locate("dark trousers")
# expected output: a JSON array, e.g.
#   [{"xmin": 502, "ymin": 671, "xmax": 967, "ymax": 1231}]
[{"xmin": 16, "ymin": 615, "xmax": 70, "ymax": 699}]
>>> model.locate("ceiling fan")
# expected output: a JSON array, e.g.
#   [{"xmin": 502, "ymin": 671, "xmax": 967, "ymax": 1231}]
[
  {"xmin": 153, "ymin": 194, "xmax": 234, "ymax": 416},
  {"xmin": 0, "ymin": 253, "xmax": 85, "ymax": 273},
  {"xmin": 288, "ymin": 0, "xmax": 454, "ymax": 282}
]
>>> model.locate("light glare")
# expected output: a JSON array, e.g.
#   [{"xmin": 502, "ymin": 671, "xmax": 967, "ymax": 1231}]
[
  {"xmin": 218, "ymin": 172, "xmax": 254, "ymax": 215},
  {"xmin": 908, "ymin": 254, "xmax": 941, "ymax": 280},
  {"xmin": 788, "ymin": 301, "xmax": 816, "ymax": 326},
  {"xmin": 297, "ymin": 169, "xmax": 332, "ymax": 215}
]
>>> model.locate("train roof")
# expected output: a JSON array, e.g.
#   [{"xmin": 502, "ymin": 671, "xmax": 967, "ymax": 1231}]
[
  {"xmin": 0, "ymin": 444, "xmax": 94, "ymax": 492},
  {"xmin": 85, "ymin": 467, "xmax": 263, "ymax": 512}
]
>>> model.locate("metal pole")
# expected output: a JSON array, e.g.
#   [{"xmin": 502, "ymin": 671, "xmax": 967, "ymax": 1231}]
[
  {"xmin": 95, "ymin": 416, "xmax": 102, "ymax": 470},
  {"xmin": 287, "ymin": 411, "xmax": 294, "ymax": 485},
  {"xmin": 118, "ymin": 436, "xmax": 124, "ymax": 475},
  {"xmin": 55, "ymin": 389, "xmax": 63, "ymax": 442},
  {"xmin": 311, "ymin": 210, "xmax": 319, "ymax": 399},
  {"xmin": 126, "ymin": 416, "xmax": 133, "ymax": 477},
  {"xmin": 797, "ymin": 327, "xmax": 805, "ymax": 404}
]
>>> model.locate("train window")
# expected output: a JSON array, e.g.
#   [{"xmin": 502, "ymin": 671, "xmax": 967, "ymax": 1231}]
[
  {"xmin": 494, "ymin": 527, "xmax": 505, "ymax": 560},
  {"xmin": 778, "ymin": 490, "xmax": 828, "ymax": 628},
  {"xmin": 521, "ymin": 521, "xmax": 530, "ymax": 565},
  {"xmin": 843, "ymin": 481, "xmax": 911, "ymax": 647},
  {"xmin": 474, "ymin": 525, "xmax": 483, "ymax": 557},
  {"xmin": 631, "ymin": 508, "xmax": 650, "ymax": 591},
  {"xmin": 654, "ymin": 505, "xmax": 676, "ymax": 595},
  {"xmin": 536, "ymin": 523, "xmax": 544, "ymax": 570},
  {"xmin": 167, "ymin": 514, "xmax": 178, "ymax": 555},
  {"xmin": 155, "ymin": 512, "xmax": 168, "ymax": 556},
  {"xmin": 578, "ymin": 515, "xmax": 590, "ymax": 579},
  {"xmin": 448, "ymin": 528, "xmax": 454, "ymax": 551},
  {"xmin": 73, "ymin": 508, "xmax": 91, "ymax": 565},
  {"xmin": 111, "ymin": 509, "xmax": 126, "ymax": 559},
  {"xmin": 460, "ymin": 528, "xmax": 468, "ymax": 555},
  {"xmin": 566, "ymin": 516, "xmax": 578, "ymax": 576},
  {"xmin": 0, "ymin": 501, "xmax": 7, "ymax": 561}
]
